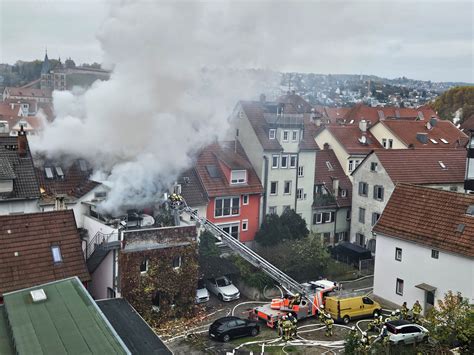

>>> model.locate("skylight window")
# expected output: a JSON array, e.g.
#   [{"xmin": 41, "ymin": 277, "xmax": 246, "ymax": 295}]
[
  {"xmin": 79, "ymin": 159, "xmax": 88, "ymax": 171},
  {"xmin": 430, "ymin": 138, "xmax": 438, "ymax": 144},
  {"xmin": 438, "ymin": 161, "xmax": 446, "ymax": 169},
  {"xmin": 51, "ymin": 245, "xmax": 62, "ymax": 263},
  {"xmin": 440, "ymin": 138, "xmax": 449, "ymax": 144},
  {"xmin": 349, "ymin": 119, "xmax": 354, "ymax": 124},
  {"xmin": 45, "ymin": 167, "xmax": 53, "ymax": 179},
  {"xmin": 326, "ymin": 161, "xmax": 334, "ymax": 171},
  {"xmin": 55, "ymin": 166, "xmax": 64, "ymax": 178}
]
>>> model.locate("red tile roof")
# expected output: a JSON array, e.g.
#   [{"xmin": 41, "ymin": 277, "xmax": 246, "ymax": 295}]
[
  {"xmin": 277, "ymin": 93, "xmax": 313, "ymax": 114},
  {"xmin": 371, "ymin": 148, "xmax": 466, "ymax": 185},
  {"xmin": 0, "ymin": 210, "xmax": 90, "ymax": 295},
  {"xmin": 0, "ymin": 102, "xmax": 19, "ymax": 120},
  {"xmin": 315, "ymin": 149, "xmax": 352, "ymax": 207},
  {"xmin": 323, "ymin": 125, "xmax": 383, "ymax": 155},
  {"xmin": 35, "ymin": 160, "xmax": 100, "ymax": 199},
  {"xmin": 343, "ymin": 104, "xmax": 437, "ymax": 124},
  {"xmin": 5, "ymin": 87, "xmax": 52, "ymax": 98},
  {"xmin": 373, "ymin": 184, "xmax": 474, "ymax": 258},
  {"xmin": 195, "ymin": 141, "xmax": 263, "ymax": 197},
  {"xmin": 375, "ymin": 119, "xmax": 468, "ymax": 148}
]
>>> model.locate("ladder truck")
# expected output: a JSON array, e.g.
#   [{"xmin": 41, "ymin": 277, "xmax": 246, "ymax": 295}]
[{"xmin": 168, "ymin": 194, "xmax": 338, "ymax": 328}]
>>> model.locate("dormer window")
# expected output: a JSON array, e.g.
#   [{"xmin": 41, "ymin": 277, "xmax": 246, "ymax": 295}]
[
  {"xmin": 269, "ymin": 129, "xmax": 276, "ymax": 139},
  {"xmin": 45, "ymin": 167, "xmax": 54, "ymax": 179},
  {"xmin": 282, "ymin": 130, "xmax": 289, "ymax": 142},
  {"xmin": 231, "ymin": 170, "xmax": 247, "ymax": 184},
  {"xmin": 292, "ymin": 130, "xmax": 299, "ymax": 142},
  {"xmin": 55, "ymin": 166, "xmax": 64, "ymax": 178}
]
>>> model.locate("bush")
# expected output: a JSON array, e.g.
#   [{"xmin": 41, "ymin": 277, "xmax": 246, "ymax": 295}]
[
  {"xmin": 255, "ymin": 210, "xmax": 308, "ymax": 246},
  {"xmin": 198, "ymin": 230, "xmax": 220, "ymax": 257},
  {"xmin": 230, "ymin": 255, "xmax": 274, "ymax": 291}
]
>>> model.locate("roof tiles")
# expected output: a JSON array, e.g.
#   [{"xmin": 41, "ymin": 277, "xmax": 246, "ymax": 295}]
[
  {"xmin": 0, "ymin": 210, "xmax": 90, "ymax": 296},
  {"xmin": 374, "ymin": 184, "xmax": 474, "ymax": 258}
]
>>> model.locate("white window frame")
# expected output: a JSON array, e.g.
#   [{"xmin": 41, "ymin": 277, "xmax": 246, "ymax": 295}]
[
  {"xmin": 298, "ymin": 166, "xmax": 304, "ymax": 177},
  {"xmin": 283, "ymin": 181, "xmax": 292, "ymax": 195},
  {"xmin": 282, "ymin": 130, "xmax": 289, "ymax": 142},
  {"xmin": 173, "ymin": 256, "xmax": 182, "ymax": 269},
  {"xmin": 281, "ymin": 155, "xmax": 289, "ymax": 168},
  {"xmin": 292, "ymin": 130, "xmax": 298, "ymax": 142},
  {"xmin": 431, "ymin": 249, "xmax": 439, "ymax": 259},
  {"xmin": 348, "ymin": 160, "xmax": 354, "ymax": 172},
  {"xmin": 340, "ymin": 189, "xmax": 347, "ymax": 198},
  {"xmin": 388, "ymin": 139, "xmax": 393, "ymax": 149},
  {"xmin": 218, "ymin": 222, "xmax": 240, "ymax": 240},
  {"xmin": 324, "ymin": 211, "xmax": 333, "ymax": 223},
  {"xmin": 214, "ymin": 197, "xmax": 240, "ymax": 218},
  {"xmin": 230, "ymin": 170, "xmax": 247, "ymax": 184},
  {"xmin": 297, "ymin": 188, "xmax": 304, "ymax": 200},
  {"xmin": 272, "ymin": 155, "xmax": 279, "ymax": 169},
  {"xmin": 269, "ymin": 129, "xmax": 276, "ymax": 139},
  {"xmin": 290, "ymin": 155, "xmax": 297, "ymax": 168},
  {"xmin": 270, "ymin": 181, "xmax": 278, "ymax": 195},
  {"xmin": 370, "ymin": 162, "xmax": 378, "ymax": 172},
  {"xmin": 140, "ymin": 258, "xmax": 149, "ymax": 274},
  {"xmin": 396, "ymin": 278, "xmax": 404, "ymax": 296},
  {"xmin": 382, "ymin": 138, "xmax": 387, "ymax": 148},
  {"xmin": 242, "ymin": 219, "xmax": 248, "ymax": 231},
  {"xmin": 314, "ymin": 213, "xmax": 322, "ymax": 224},
  {"xmin": 269, "ymin": 206, "xmax": 277, "ymax": 214},
  {"xmin": 395, "ymin": 247, "xmax": 402, "ymax": 261},
  {"xmin": 374, "ymin": 185, "xmax": 384, "ymax": 201},
  {"xmin": 242, "ymin": 194, "xmax": 249, "ymax": 205}
]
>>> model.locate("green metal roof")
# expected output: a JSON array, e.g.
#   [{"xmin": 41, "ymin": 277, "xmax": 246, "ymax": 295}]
[
  {"xmin": 0, "ymin": 306, "xmax": 14, "ymax": 355},
  {"xmin": 2, "ymin": 277, "xmax": 130, "ymax": 354}
]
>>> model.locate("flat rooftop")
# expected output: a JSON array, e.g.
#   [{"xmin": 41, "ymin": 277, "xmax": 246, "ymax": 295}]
[{"xmin": 0, "ymin": 277, "xmax": 129, "ymax": 354}]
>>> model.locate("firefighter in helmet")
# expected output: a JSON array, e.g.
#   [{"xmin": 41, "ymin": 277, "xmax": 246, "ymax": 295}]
[
  {"xmin": 412, "ymin": 300, "xmax": 422, "ymax": 323},
  {"xmin": 324, "ymin": 312, "xmax": 334, "ymax": 337},
  {"xmin": 401, "ymin": 302, "xmax": 409, "ymax": 320},
  {"xmin": 289, "ymin": 293, "xmax": 301, "ymax": 308},
  {"xmin": 282, "ymin": 315, "xmax": 293, "ymax": 341},
  {"xmin": 288, "ymin": 313, "xmax": 297, "ymax": 337}
]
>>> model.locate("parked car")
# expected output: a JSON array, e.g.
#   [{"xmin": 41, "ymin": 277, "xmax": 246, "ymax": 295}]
[
  {"xmin": 209, "ymin": 316, "xmax": 259, "ymax": 342},
  {"xmin": 385, "ymin": 320, "xmax": 429, "ymax": 345},
  {"xmin": 325, "ymin": 295, "xmax": 382, "ymax": 324},
  {"xmin": 206, "ymin": 276, "xmax": 240, "ymax": 301},
  {"xmin": 195, "ymin": 279, "xmax": 210, "ymax": 304}
]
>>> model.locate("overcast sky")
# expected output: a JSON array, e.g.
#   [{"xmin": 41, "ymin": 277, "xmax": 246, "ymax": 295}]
[{"xmin": 0, "ymin": 0, "xmax": 472, "ymax": 82}]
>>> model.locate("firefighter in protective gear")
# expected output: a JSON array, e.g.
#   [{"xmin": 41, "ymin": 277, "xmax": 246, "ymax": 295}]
[
  {"xmin": 381, "ymin": 325, "xmax": 390, "ymax": 347},
  {"xmin": 168, "ymin": 193, "xmax": 183, "ymax": 209},
  {"xmin": 288, "ymin": 313, "xmax": 297, "ymax": 337},
  {"xmin": 385, "ymin": 311, "xmax": 396, "ymax": 323},
  {"xmin": 289, "ymin": 293, "xmax": 301, "ymax": 308},
  {"xmin": 318, "ymin": 305, "xmax": 327, "ymax": 323},
  {"xmin": 324, "ymin": 312, "xmax": 334, "ymax": 337},
  {"xmin": 282, "ymin": 316, "xmax": 293, "ymax": 341},
  {"xmin": 401, "ymin": 302, "xmax": 409, "ymax": 319},
  {"xmin": 368, "ymin": 314, "xmax": 382, "ymax": 332},
  {"xmin": 412, "ymin": 300, "xmax": 422, "ymax": 323}
]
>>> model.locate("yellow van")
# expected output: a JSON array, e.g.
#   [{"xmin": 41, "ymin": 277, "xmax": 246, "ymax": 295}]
[{"xmin": 325, "ymin": 295, "xmax": 381, "ymax": 324}]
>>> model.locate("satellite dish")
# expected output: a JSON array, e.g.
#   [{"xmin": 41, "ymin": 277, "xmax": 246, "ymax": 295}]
[{"xmin": 358, "ymin": 136, "xmax": 367, "ymax": 144}]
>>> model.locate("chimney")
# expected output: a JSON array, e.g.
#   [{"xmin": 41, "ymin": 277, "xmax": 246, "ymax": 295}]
[
  {"xmin": 359, "ymin": 119, "xmax": 367, "ymax": 132},
  {"xmin": 323, "ymin": 143, "xmax": 330, "ymax": 150},
  {"xmin": 315, "ymin": 116, "xmax": 321, "ymax": 126},
  {"xmin": 259, "ymin": 93, "xmax": 266, "ymax": 103},
  {"xmin": 332, "ymin": 178, "xmax": 339, "ymax": 194},
  {"xmin": 17, "ymin": 125, "xmax": 27, "ymax": 157},
  {"xmin": 55, "ymin": 194, "xmax": 67, "ymax": 211}
]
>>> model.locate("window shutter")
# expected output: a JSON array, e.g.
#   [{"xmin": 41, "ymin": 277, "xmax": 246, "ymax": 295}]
[
  {"xmin": 381, "ymin": 187, "xmax": 384, "ymax": 201},
  {"xmin": 373, "ymin": 185, "xmax": 377, "ymax": 199},
  {"xmin": 359, "ymin": 182, "xmax": 363, "ymax": 195}
]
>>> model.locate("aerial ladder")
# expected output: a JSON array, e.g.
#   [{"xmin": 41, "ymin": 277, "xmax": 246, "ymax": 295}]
[{"xmin": 168, "ymin": 194, "xmax": 336, "ymax": 327}]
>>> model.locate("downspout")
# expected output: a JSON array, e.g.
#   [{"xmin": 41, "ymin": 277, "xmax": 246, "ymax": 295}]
[
  {"xmin": 333, "ymin": 201, "xmax": 338, "ymax": 245},
  {"xmin": 294, "ymin": 153, "xmax": 299, "ymax": 210},
  {"xmin": 262, "ymin": 156, "xmax": 269, "ymax": 221}
]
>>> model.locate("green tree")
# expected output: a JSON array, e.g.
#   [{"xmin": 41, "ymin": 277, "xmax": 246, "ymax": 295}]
[
  {"xmin": 426, "ymin": 291, "xmax": 474, "ymax": 353},
  {"xmin": 255, "ymin": 213, "xmax": 291, "ymax": 246},
  {"xmin": 198, "ymin": 230, "xmax": 220, "ymax": 257},
  {"xmin": 280, "ymin": 209, "xmax": 309, "ymax": 240},
  {"xmin": 431, "ymin": 86, "xmax": 474, "ymax": 123}
]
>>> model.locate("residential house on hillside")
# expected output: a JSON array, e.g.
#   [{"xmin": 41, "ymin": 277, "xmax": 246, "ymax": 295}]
[
  {"xmin": 232, "ymin": 97, "xmax": 318, "ymax": 226},
  {"xmin": 0, "ymin": 132, "xmax": 40, "ymax": 214},
  {"xmin": 350, "ymin": 149, "xmax": 466, "ymax": 252},
  {"xmin": 119, "ymin": 226, "xmax": 199, "ymax": 323},
  {"xmin": 0, "ymin": 210, "xmax": 90, "ymax": 301},
  {"xmin": 35, "ymin": 159, "xmax": 106, "ymax": 228},
  {"xmin": 314, "ymin": 121, "xmax": 383, "ymax": 177},
  {"xmin": 312, "ymin": 147, "xmax": 352, "ymax": 245},
  {"xmin": 194, "ymin": 141, "xmax": 262, "ymax": 244},
  {"xmin": 2, "ymin": 87, "xmax": 52, "ymax": 103},
  {"xmin": 0, "ymin": 277, "xmax": 170, "ymax": 354},
  {"xmin": 373, "ymin": 184, "xmax": 474, "ymax": 314},
  {"xmin": 370, "ymin": 117, "xmax": 468, "ymax": 149}
]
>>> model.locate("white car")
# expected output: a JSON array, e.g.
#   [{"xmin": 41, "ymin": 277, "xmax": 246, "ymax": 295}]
[
  {"xmin": 385, "ymin": 320, "xmax": 429, "ymax": 345},
  {"xmin": 206, "ymin": 276, "xmax": 240, "ymax": 302},
  {"xmin": 195, "ymin": 279, "xmax": 210, "ymax": 304}
]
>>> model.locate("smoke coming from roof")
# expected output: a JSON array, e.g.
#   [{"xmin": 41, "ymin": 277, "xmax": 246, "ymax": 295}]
[{"xmin": 30, "ymin": 1, "xmax": 278, "ymax": 213}]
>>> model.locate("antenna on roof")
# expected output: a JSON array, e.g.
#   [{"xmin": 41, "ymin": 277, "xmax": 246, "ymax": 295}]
[{"xmin": 358, "ymin": 136, "xmax": 367, "ymax": 145}]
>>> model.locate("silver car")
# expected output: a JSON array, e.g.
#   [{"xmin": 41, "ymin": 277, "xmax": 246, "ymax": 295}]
[{"xmin": 385, "ymin": 320, "xmax": 429, "ymax": 345}]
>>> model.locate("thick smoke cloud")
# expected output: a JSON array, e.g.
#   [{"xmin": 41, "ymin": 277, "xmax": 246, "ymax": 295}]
[{"xmin": 30, "ymin": 1, "xmax": 279, "ymax": 214}]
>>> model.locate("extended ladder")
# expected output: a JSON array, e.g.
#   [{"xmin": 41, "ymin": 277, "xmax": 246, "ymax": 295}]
[{"xmin": 184, "ymin": 207, "xmax": 307, "ymax": 296}]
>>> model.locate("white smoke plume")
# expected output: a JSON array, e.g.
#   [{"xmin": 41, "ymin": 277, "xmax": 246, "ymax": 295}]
[{"xmin": 30, "ymin": 1, "xmax": 282, "ymax": 214}]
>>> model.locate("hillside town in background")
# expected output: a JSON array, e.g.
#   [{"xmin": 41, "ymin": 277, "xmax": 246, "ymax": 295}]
[{"xmin": 0, "ymin": 49, "xmax": 473, "ymax": 355}]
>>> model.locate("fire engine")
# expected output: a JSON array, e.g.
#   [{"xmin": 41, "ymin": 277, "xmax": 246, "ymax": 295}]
[{"xmin": 168, "ymin": 194, "xmax": 338, "ymax": 328}]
